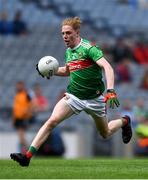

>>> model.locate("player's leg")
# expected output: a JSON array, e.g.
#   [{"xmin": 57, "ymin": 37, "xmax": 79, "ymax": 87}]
[
  {"xmin": 30, "ymin": 97, "xmax": 74, "ymax": 149},
  {"xmin": 91, "ymin": 115, "xmax": 123, "ymax": 138},
  {"xmin": 14, "ymin": 119, "xmax": 28, "ymax": 153},
  {"xmin": 17, "ymin": 128, "xmax": 27, "ymax": 153},
  {"xmin": 86, "ymin": 95, "xmax": 132, "ymax": 142},
  {"xmin": 92, "ymin": 114, "xmax": 132, "ymax": 143},
  {"xmin": 10, "ymin": 97, "xmax": 74, "ymax": 166}
]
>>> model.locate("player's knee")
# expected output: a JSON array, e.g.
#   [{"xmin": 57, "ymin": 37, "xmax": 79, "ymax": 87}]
[{"xmin": 46, "ymin": 118, "xmax": 59, "ymax": 130}]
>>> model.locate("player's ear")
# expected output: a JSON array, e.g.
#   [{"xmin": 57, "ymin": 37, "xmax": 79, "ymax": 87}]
[{"xmin": 76, "ymin": 30, "xmax": 80, "ymax": 37}]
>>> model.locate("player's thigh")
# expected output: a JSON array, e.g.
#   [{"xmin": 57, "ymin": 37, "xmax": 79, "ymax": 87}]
[
  {"xmin": 91, "ymin": 114, "xmax": 109, "ymax": 136},
  {"xmin": 49, "ymin": 97, "xmax": 74, "ymax": 123}
]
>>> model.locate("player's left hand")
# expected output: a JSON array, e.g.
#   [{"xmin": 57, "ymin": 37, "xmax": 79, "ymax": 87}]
[{"xmin": 104, "ymin": 89, "xmax": 120, "ymax": 109}]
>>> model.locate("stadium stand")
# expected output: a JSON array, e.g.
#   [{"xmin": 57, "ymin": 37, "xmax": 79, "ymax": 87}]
[{"xmin": 0, "ymin": 0, "xmax": 147, "ymax": 157}]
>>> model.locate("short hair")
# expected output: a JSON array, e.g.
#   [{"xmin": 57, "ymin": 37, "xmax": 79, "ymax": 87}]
[{"xmin": 62, "ymin": 16, "xmax": 82, "ymax": 31}]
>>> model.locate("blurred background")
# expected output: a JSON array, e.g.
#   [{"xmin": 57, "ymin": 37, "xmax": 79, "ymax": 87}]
[{"xmin": 0, "ymin": 0, "xmax": 148, "ymax": 159}]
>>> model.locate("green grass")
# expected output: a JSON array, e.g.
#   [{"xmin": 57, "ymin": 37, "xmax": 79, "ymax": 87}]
[{"xmin": 0, "ymin": 158, "xmax": 148, "ymax": 179}]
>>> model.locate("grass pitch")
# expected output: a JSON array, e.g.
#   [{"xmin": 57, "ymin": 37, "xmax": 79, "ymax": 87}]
[{"xmin": 0, "ymin": 158, "xmax": 148, "ymax": 179}]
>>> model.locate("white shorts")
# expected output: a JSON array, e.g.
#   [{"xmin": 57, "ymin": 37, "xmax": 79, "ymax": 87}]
[{"xmin": 64, "ymin": 93, "xmax": 106, "ymax": 117}]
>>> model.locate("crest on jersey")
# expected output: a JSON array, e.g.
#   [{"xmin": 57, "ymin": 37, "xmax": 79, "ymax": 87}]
[{"xmin": 78, "ymin": 52, "xmax": 83, "ymax": 59}]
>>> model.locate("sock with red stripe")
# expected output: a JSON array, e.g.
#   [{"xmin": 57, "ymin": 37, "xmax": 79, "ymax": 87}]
[{"xmin": 26, "ymin": 146, "xmax": 37, "ymax": 159}]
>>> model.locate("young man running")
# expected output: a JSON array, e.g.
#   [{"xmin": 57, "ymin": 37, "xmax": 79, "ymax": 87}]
[{"xmin": 10, "ymin": 17, "xmax": 132, "ymax": 167}]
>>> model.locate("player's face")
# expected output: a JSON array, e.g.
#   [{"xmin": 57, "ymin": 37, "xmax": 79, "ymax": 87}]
[{"xmin": 62, "ymin": 25, "xmax": 80, "ymax": 48}]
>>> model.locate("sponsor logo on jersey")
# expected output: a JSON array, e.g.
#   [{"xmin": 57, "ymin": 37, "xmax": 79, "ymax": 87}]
[{"xmin": 67, "ymin": 59, "xmax": 94, "ymax": 72}]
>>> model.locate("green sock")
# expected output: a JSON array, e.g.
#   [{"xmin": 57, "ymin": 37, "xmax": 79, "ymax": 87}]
[{"xmin": 26, "ymin": 146, "xmax": 37, "ymax": 159}]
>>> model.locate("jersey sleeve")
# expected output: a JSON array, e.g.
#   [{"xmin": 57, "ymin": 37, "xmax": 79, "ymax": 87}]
[{"xmin": 88, "ymin": 46, "xmax": 104, "ymax": 62}]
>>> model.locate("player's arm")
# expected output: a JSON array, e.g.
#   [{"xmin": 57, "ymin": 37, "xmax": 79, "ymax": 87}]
[
  {"xmin": 96, "ymin": 57, "xmax": 120, "ymax": 108},
  {"xmin": 54, "ymin": 64, "xmax": 70, "ymax": 76},
  {"xmin": 88, "ymin": 46, "xmax": 119, "ymax": 108},
  {"xmin": 88, "ymin": 46, "xmax": 114, "ymax": 89},
  {"xmin": 96, "ymin": 57, "xmax": 114, "ymax": 90}
]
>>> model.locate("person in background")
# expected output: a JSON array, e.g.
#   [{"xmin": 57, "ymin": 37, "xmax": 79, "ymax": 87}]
[
  {"xmin": 12, "ymin": 10, "xmax": 28, "ymax": 36},
  {"xmin": 32, "ymin": 83, "xmax": 49, "ymax": 113},
  {"xmin": 140, "ymin": 68, "xmax": 148, "ymax": 90},
  {"xmin": 133, "ymin": 40, "xmax": 148, "ymax": 65},
  {"xmin": 10, "ymin": 17, "xmax": 132, "ymax": 167},
  {"xmin": 111, "ymin": 38, "xmax": 134, "ymax": 64},
  {"xmin": 12, "ymin": 81, "xmax": 33, "ymax": 153},
  {"xmin": 120, "ymin": 99, "xmax": 134, "ymax": 120},
  {"xmin": 115, "ymin": 57, "xmax": 133, "ymax": 84},
  {"xmin": 0, "ymin": 11, "xmax": 13, "ymax": 35},
  {"xmin": 132, "ymin": 98, "xmax": 147, "ymax": 128},
  {"xmin": 134, "ymin": 112, "xmax": 148, "ymax": 156},
  {"xmin": 37, "ymin": 127, "xmax": 65, "ymax": 157}
]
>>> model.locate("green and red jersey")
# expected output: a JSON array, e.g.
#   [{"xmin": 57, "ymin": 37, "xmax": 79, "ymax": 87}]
[{"xmin": 65, "ymin": 38, "xmax": 105, "ymax": 99}]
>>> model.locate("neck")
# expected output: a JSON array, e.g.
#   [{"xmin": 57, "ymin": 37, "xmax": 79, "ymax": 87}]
[{"xmin": 71, "ymin": 37, "xmax": 81, "ymax": 49}]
